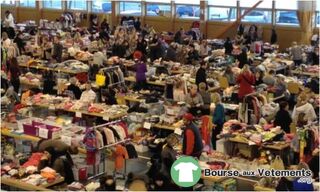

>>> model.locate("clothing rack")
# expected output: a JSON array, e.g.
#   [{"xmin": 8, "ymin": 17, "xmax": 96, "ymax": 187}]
[{"xmin": 88, "ymin": 118, "xmax": 130, "ymax": 180}]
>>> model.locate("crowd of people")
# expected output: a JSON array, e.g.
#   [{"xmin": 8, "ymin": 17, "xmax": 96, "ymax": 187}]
[{"xmin": 1, "ymin": 11, "xmax": 319, "ymax": 189}]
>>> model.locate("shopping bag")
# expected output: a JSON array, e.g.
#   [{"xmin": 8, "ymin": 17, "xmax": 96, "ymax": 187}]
[
  {"xmin": 270, "ymin": 155, "xmax": 285, "ymax": 170},
  {"xmin": 95, "ymin": 73, "xmax": 106, "ymax": 87}
]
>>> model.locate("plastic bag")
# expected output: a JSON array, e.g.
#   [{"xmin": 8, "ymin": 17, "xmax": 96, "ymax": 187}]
[
  {"xmin": 270, "ymin": 155, "xmax": 285, "ymax": 170},
  {"xmin": 95, "ymin": 73, "xmax": 106, "ymax": 87}
]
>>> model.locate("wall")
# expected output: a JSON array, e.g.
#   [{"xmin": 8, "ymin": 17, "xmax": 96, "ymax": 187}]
[{"xmin": 2, "ymin": 5, "xmax": 318, "ymax": 50}]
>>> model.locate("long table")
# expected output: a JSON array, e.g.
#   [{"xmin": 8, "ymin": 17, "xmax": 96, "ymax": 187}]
[
  {"xmin": 291, "ymin": 70, "xmax": 318, "ymax": 77},
  {"xmin": 19, "ymin": 63, "xmax": 88, "ymax": 75},
  {"xmin": 31, "ymin": 103, "xmax": 127, "ymax": 120},
  {"xmin": 1, "ymin": 130, "xmax": 87, "ymax": 154},
  {"xmin": 125, "ymin": 76, "xmax": 166, "ymax": 87},
  {"xmin": 1, "ymin": 177, "xmax": 64, "ymax": 191}
]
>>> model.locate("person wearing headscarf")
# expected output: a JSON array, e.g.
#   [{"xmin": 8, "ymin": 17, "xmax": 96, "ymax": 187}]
[{"xmin": 182, "ymin": 113, "xmax": 203, "ymax": 158}]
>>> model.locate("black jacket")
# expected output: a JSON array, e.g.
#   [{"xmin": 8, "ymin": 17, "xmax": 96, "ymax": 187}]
[
  {"xmin": 237, "ymin": 52, "xmax": 248, "ymax": 69},
  {"xmin": 136, "ymin": 40, "xmax": 147, "ymax": 55},
  {"xmin": 165, "ymin": 47, "xmax": 177, "ymax": 62},
  {"xmin": 224, "ymin": 41, "xmax": 233, "ymax": 55},
  {"xmin": 52, "ymin": 43, "xmax": 63, "ymax": 62},
  {"xmin": 196, "ymin": 67, "xmax": 207, "ymax": 86},
  {"xmin": 274, "ymin": 109, "xmax": 292, "ymax": 133},
  {"xmin": 67, "ymin": 84, "xmax": 82, "ymax": 99}
]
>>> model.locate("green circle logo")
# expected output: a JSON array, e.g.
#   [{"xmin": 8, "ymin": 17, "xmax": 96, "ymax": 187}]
[{"xmin": 170, "ymin": 156, "xmax": 201, "ymax": 187}]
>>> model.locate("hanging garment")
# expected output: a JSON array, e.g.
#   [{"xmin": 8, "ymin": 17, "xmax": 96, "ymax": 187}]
[
  {"xmin": 114, "ymin": 145, "xmax": 129, "ymax": 171},
  {"xmin": 108, "ymin": 126, "xmax": 121, "ymax": 141},
  {"xmin": 104, "ymin": 128, "xmax": 115, "ymax": 145},
  {"xmin": 95, "ymin": 130, "xmax": 104, "ymax": 147},
  {"xmin": 200, "ymin": 115, "xmax": 213, "ymax": 146},
  {"xmin": 118, "ymin": 122, "xmax": 129, "ymax": 138}
]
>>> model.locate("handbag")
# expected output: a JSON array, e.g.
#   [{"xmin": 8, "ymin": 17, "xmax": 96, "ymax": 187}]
[
  {"xmin": 95, "ymin": 73, "xmax": 106, "ymax": 87},
  {"xmin": 270, "ymin": 155, "xmax": 285, "ymax": 170}
]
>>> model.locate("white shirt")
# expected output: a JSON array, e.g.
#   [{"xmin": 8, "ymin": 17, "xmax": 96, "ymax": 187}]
[
  {"xmin": 4, "ymin": 13, "xmax": 15, "ymax": 28},
  {"xmin": 93, "ymin": 51, "xmax": 107, "ymax": 66},
  {"xmin": 80, "ymin": 89, "xmax": 96, "ymax": 103},
  {"xmin": 174, "ymin": 162, "xmax": 198, "ymax": 182},
  {"xmin": 2, "ymin": 38, "xmax": 11, "ymax": 49},
  {"xmin": 292, "ymin": 102, "xmax": 317, "ymax": 123}
]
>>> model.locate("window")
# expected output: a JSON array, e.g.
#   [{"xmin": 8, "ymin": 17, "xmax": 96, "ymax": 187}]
[
  {"xmin": 68, "ymin": 0, "xmax": 87, "ymax": 10},
  {"xmin": 241, "ymin": 9, "xmax": 272, "ymax": 23},
  {"xmin": 1, "ymin": 0, "xmax": 15, "ymax": 5},
  {"xmin": 240, "ymin": 0, "xmax": 272, "ymax": 23},
  {"xmin": 19, "ymin": 0, "xmax": 36, "ymax": 7},
  {"xmin": 146, "ymin": 4, "xmax": 171, "ymax": 17},
  {"xmin": 92, "ymin": 0, "xmax": 111, "ymax": 13},
  {"xmin": 175, "ymin": 0, "xmax": 199, "ymax": 5},
  {"xmin": 43, "ymin": 0, "xmax": 62, "ymax": 9},
  {"xmin": 119, "ymin": 2, "xmax": 141, "ymax": 15},
  {"xmin": 275, "ymin": 11, "xmax": 299, "ymax": 25},
  {"xmin": 275, "ymin": 0, "xmax": 299, "ymax": 26},
  {"xmin": 208, "ymin": 0, "xmax": 237, "ymax": 21},
  {"xmin": 208, "ymin": 7, "xmax": 237, "ymax": 21},
  {"xmin": 317, "ymin": 11, "xmax": 320, "ymax": 27}
]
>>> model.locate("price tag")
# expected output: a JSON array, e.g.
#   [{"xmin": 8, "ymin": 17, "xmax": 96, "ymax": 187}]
[
  {"xmin": 103, "ymin": 115, "xmax": 110, "ymax": 121},
  {"xmin": 61, "ymin": 135, "xmax": 72, "ymax": 145},
  {"xmin": 49, "ymin": 105, "xmax": 55, "ymax": 110},
  {"xmin": 143, "ymin": 122, "xmax": 151, "ymax": 129},
  {"xmin": 38, "ymin": 128, "xmax": 49, "ymax": 139},
  {"xmin": 76, "ymin": 112, "xmax": 82, "ymax": 118},
  {"xmin": 174, "ymin": 128, "xmax": 182, "ymax": 135}
]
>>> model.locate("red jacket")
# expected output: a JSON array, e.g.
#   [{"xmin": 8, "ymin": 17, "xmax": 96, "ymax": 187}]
[{"xmin": 237, "ymin": 71, "xmax": 255, "ymax": 99}]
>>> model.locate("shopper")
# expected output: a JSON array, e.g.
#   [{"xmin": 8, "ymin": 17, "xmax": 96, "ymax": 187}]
[
  {"xmin": 149, "ymin": 34, "xmax": 161, "ymax": 61},
  {"xmin": 290, "ymin": 41, "xmax": 303, "ymax": 66},
  {"xmin": 311, "ymin": 46, "xmax": 319, "ymax": 65},
  {"xmin": 255, "ymin": 70, "xmax": 264, "ymax": 86},
  {"xmin": 134, "ymin": 51, "xmax": 147, "ymax": 91},
  {"xmin": 100, "ymin": 18, "xmax": 110, "ymax": 32},
  {"xmin": 195, "ymin": 61, "xmax": 207, "ymax": 87},
  {"xmin": 237, "ymin": 64, "xmax": 255, "ymax": 100},
  {"xmin": 224, "ymin": 65, "xmax": 236, "ymax": 86},
  {"xmin": 199, "ymin": 82, "xmax": 211, "ymax": 115},
  {"xmin": 80, "ymin": 83, "xmax": 96, "ymax": 103},
  {"xmin": 212, "ymin": 93, "xmax": 225, "ymax": 150},
  {"xmin": 263, "ymin": 69, "xmax": 276, "ymax": 87},
  {"xmin": 67, "ymin": 77, "xmax": 82, "ymax": 99},
  {"xmin": 186, "ymin": 44, "xmax": 200, "ymax": 65},
  {"xmin": 185, "ymin": 84, "xmax": 204, "ymax": 116},
  {"xmin": 182, "ymin": 113, "xmax": 203, "ymax": 158},
  {"xmin": 160, "ymin": 133, "xmax": 179, "ymax": 179},
  {"xmin": 200, "ymin": 40, "xmax": 211, "ymax": 57},
  {"xmin": 224, "ymin": 37, "xmax": 233, "ymax": 55},
  {"xmin": 3, "ymin": 10, "xmax": 15, "ymax": 39},
  {"xmin": 13, "ymin": 32, "xmax": 26, "ymax": 55},
  {"xmin": 52, "ymin": 36, "xmax": 63, "ymax": 63},
  {"xmin": 41, "ymin": 36, "xmax": 52, "ymax": 60},
  {"xmin": 43, "ymin": 70, "xmax": 56, "ymax": 95},
  {"xmin": 273, "ymin": 75, "xmax": 288, "ymax": 99},
  {"xmin": 174, "ymin": 28, "xmax": 184, "ymax": 44},
  {"xmin": 270, "ymin": 28, "xmax": 277, "ymax": 44},
  {"xmin": 173, "ymin": 79, "xmax": 186, "ymax": 102},
  {"xmin": 134, "ymin": 17, "xmax": 141, "ymax": 31},
  {"xmin": 274, "ymin": 101, "xmax": 292, "ymax": 133},
  {"xmin": 92, "ymin": 48, "xmax": 108, "ymax": 67},
  {"xmin": 37, "ymin": 139, "xmax": 79, "ymax": 164},
  {"xmin": 292, "ymin": 94, "xmax": 317, "ymax": 124},
  {"xmin": 136, "ymin": 34, "xmax": 147, "ymax": 55},
  {"xmin": 38, "ymin": 147, "xmax": 75, "ymax": 184},
  {"xmin": 2, "ymin": 32, "xmax": 11, "ymax": 49},
  {"xmin": 165, "ymin": 42, "xmax": 177, "ymax": 62},
  {"xmin": 8, "ymin": 57, "xmax": 21, "ymax": 93},
  {"xmin": 236, "ymin": 47, "xmax": 248, "ymax": 69}
]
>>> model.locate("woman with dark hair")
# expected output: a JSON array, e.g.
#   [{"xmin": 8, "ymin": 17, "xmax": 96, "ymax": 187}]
[
  {"xmin": 236, "ymin": 47, "xmax": 248, "ymax": 69},
  {"xmin": 274, "ymin": 101, "xmax": 292, "ymax": 133},
  {"xmin": 38, "ymin": 147, "xmax": 75, "ymax": 184},
  {"xmin": 8, "ymin": 57, "xmax": 21, "ymax": 93},
  {"xmin": 14, "ymin": 32, "xmax": 26, "ymax": 55},
  {"xmin": 3, "ymin": 10, "xmax": 15, "ymax": 39},
  {"xmin": 254, "ymin": 70, "xmax": 264, "ymax": 86},
  {"xmin": 43, "ymin": 70, "xmax": 56, "ymax": 95},
  {"xmin": 149, "ymin": 34, "xmax": 161, "ymax": 61}
]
